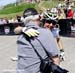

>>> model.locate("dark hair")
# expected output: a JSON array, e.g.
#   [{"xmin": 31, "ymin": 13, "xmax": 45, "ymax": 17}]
[
  {"xmin": 45, "ymin": 19, "xmax": 57, "ymax": 25},
  {"xmin": 17, "ymin": 15, "xmax": 21, "ymax": 22},
  {"xmin": 23, "ymin": 8, "xmax": 38, "ymax": 18}
]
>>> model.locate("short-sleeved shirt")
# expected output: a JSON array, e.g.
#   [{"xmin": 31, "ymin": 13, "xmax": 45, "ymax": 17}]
[
  {"xmin": 17, "ymin": 21, "xmax": 60, "ymax": 73},
  {"xmin": 51, "ymin": 27, "xmax": 60, "ymax": 38},
  {"xmin": 67, "ymin": 10, "xmax": 74, "ymax": 18}
]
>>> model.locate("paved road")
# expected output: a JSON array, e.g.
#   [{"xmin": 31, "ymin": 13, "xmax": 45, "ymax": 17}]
[
  {"xmin": 0, "ymin": 35, "xmax": 17, "ymax": 73},
  {"xmin": 0, "ymin": 35, "xmax": 75, "ymax": 73},
  {"xmin": 60, "ymin": 36, "xmax": 75, "ymax": 73}
]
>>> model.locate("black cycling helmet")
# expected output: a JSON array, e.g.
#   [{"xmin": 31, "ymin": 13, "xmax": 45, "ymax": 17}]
[{"xmin": 23, "ymin": 8, "xmax": 38, "ymax": 18}]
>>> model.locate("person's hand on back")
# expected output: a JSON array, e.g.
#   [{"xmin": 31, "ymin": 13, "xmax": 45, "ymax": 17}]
[{"xmin": 22, "ymin": 27, "xmax": 39, "ymax": 37}]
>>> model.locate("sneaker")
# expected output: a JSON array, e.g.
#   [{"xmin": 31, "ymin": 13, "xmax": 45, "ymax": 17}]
[
  {"xmin": 11, "ymin": 57, "xmax": 18, "ymax": 61},
  {"xmin": 60, "ymin": 51, "xmax": 65, "ymax": 61}
]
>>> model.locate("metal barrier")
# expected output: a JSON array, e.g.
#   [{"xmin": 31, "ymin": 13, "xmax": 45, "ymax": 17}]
[{"xmin": 0, "ymin": 20, "xmax": 75, "ymax": 36}]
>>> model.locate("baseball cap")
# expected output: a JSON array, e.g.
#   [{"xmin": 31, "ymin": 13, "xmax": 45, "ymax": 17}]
[{"xmin": 23, "ymin": 8, "xmax": 38, "ymax": 18}]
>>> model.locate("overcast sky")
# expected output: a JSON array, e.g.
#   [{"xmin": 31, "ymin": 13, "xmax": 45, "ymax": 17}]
[{"xmin": 0, "ymin": 0, "xmax": 16, "ymax": 6}]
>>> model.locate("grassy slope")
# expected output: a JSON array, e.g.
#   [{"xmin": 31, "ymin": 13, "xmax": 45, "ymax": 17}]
[
  {"xmin": 0, "ymin": 3, "xmax": 37, "ymax": 18},
  {"xmin": 0, "ymin": 3, "xmax": 37, "ymax": 14}
]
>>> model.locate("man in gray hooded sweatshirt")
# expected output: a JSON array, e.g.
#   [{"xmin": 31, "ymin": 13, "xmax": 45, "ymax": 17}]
[{"xmin": 16, "ymin": 8, "xmax": 60, "ymax": 73}]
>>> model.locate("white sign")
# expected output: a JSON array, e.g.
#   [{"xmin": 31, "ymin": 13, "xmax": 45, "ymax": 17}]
[{"xmin": 4, "ymin": 26, "xmax": 10, "ymax": 34}]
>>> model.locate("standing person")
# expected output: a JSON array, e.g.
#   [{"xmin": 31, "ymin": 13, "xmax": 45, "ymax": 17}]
[
  {"xmin": 67, "ymin": 6, "xmax": 74, "ymax": 19},
  {"xmin": 15, "ymin": 8, "xmax": 60, "ymax": 73},
  {"xmin": 42, "ymin": 9, "xmax": 65, "ymax": 61},
  {"xmin": 66, "ymin": 6, "xmax": 74, "ymax": 35},
  {"xmin": 43, "ymin": 18, "xmax": 65, "ymax": 61},
  {"xmin": 16, "ymin": 15, "xmax": 21, "ymax": 22}
]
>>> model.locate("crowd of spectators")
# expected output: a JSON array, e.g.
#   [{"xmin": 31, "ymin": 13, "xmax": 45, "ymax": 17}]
[
  {"xmin": 0, "ymin": 18, "xmax": 8, "ymax": 25},
  {"xmin": 0, "ymin": 15, "xmax": 22, "ymax": 35},
  {"xmin": 0, "ymin": 15, "xmax": 21, "ymax": 25}
]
